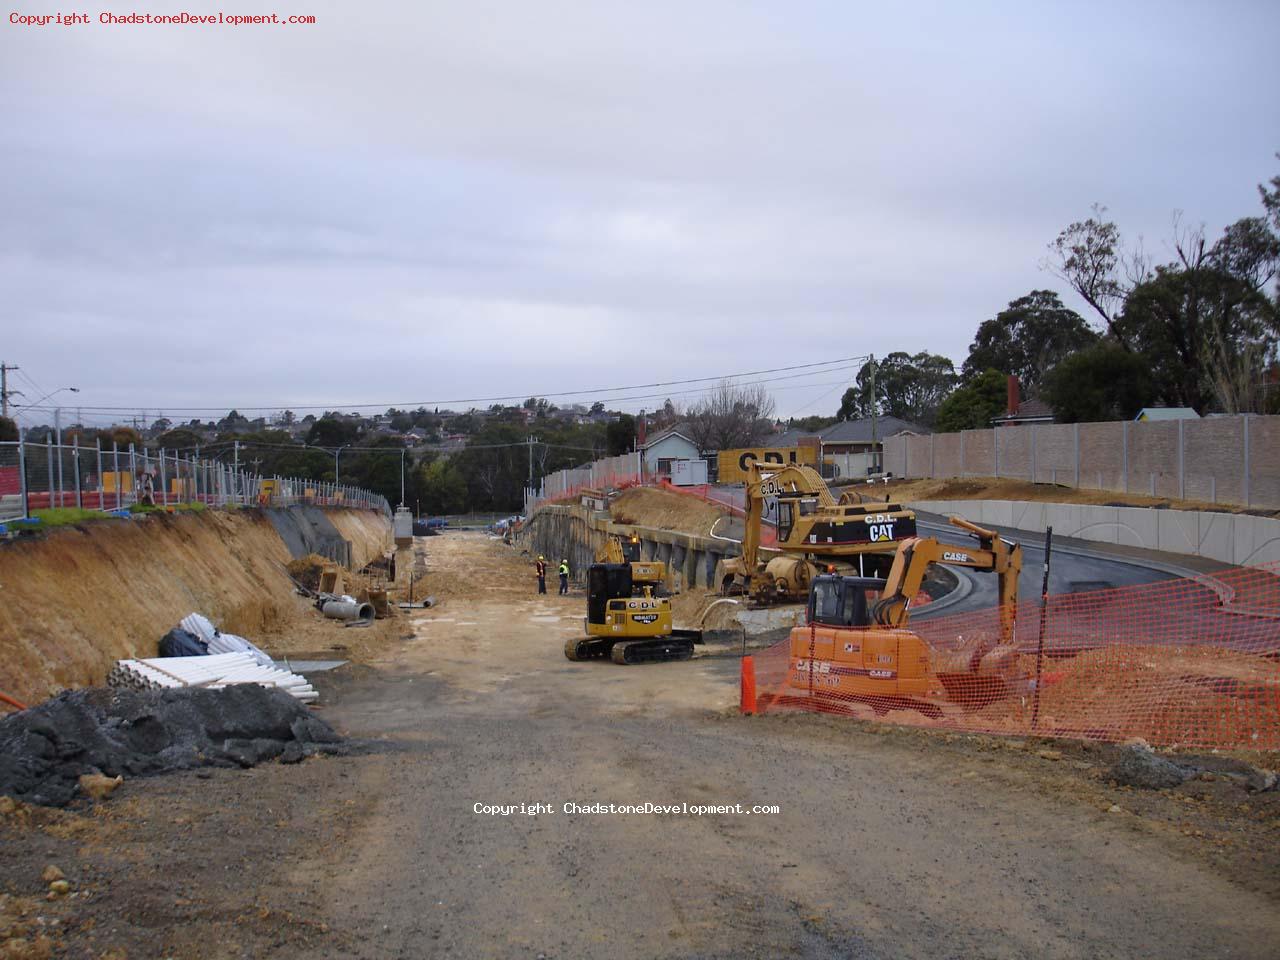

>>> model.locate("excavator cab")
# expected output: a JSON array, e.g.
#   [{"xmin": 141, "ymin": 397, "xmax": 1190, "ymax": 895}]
[
  {"xmin": 806, "ymin": 575, "xmax": 878, "ymax": 628},
  {"xmin": 566, "ymin": 560, "xmax": 701, "ymax": 665}
]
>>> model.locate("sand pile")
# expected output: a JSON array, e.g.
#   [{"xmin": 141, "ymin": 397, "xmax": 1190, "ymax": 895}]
[{"xmin": 609, "ymin": 487, "xmax": 726, "ymax": 535}]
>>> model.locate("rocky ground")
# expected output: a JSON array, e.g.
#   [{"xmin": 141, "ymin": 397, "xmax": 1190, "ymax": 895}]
[{"xmin": 2, "ymin": 530, "xmax": 1278, "ymax": 959}]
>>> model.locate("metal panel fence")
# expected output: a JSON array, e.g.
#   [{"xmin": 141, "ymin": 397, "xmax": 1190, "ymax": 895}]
[
  {"xmin": 883, "ymin": 414, "xmax": 1280, "ymax": 509},
  {"xmin": 0, "ymin": 439, "xmax": 390, "ymax": 522},
  {"xmin": 523, "ymin": 451, "xmax": 643, "ymax": 515}
]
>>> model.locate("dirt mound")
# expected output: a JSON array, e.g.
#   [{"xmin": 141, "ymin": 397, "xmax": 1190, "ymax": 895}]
[
  {"xmin": 870, "ymin": 475, "xmax": 1269, "ymax": 515},
  {"xmin": 286, "ymin": 554, "xmax": 331, "ymax": 593},
  {"xmin": 0, "ymin": 685, "xmax": 345, "ymax": 807},
  {"xmin": 609, "ymin": 487, "xmax": 726, "ymax": 535},
  {"xmin": 0, "ymin": 508, "xmax": 396, "ymax": 707}
]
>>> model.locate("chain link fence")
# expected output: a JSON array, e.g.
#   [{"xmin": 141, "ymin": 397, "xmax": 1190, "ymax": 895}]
[{"xmin": 0, "ymin": 439, "xmax": 390, "ymax": 523}]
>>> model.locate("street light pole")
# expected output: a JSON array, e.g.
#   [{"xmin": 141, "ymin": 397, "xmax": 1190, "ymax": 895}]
[
  {"xmin": 335, "ymin": 445, "xmax": 347, "ymax": 484},
  {"xmin": 400, "ymin": 447, "xmax": 406, "ymax": 507}
]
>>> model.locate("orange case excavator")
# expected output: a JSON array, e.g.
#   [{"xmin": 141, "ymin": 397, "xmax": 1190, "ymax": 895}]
[{"xmin": 786, "ymin": 517, "xmax": 1026, "ymax": 715}]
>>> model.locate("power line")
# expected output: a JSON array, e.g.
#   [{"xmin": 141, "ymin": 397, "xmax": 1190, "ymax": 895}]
[{"xmin": 35, "ymin": 355, "xmax": 870, "ymax": 413}]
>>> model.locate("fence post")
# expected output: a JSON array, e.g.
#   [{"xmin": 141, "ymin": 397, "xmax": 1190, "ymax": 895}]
[
  {"xmin": 112, "ymin": 442, "xmax": 120, "ymax": 510},
  {"xmin": 129, "ymin": 444, "xmax": 136, "ymax": 508},
  {"xmin": 1243, "ymin": 414, "xmax": 1251, "ymax": 508},
  {"xmin": 1178, "ymin": 418, "xmax": 1185, "ymax": 501},
  {"xmin": 73, "ymin": 436, "xmax": 82, "ymax": 510},
  {"xmin": 1073, "ymin": 422, "xmax": 1080, "ymax": 489},
  {"xmin": 1122, "ymin": 420, "xmax": 1129, "ymax": 494},
  {"xmin": 46, "ymin": 433, "xmax": 54, "ymax": 510},
  {"xmin": 18, "ymin": 438, "xmax": 28, "ymax": 520},
  {"xmin": 95, "ymin": 438, "xmax": 103, "ymax": 511},
  {"xmin": 159, "ymin": 449, "xmax": 168, "ymax": 508}
]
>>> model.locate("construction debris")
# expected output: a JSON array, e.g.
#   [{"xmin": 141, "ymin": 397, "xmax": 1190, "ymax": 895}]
[
  {"xmin": 320, "ymin": 597, "xmax": 375, "ymax": 622},
  {"xmin": 110, "ymin": 653, "xmax": 318, "ymax": 702},
  {"xmin": 0, "ymin": 684, "xmax": 345, "ymax": 807}
]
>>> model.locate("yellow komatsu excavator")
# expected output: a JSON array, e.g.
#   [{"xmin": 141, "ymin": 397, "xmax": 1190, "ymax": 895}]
[
  {"xmin": 721, "ymin": 463, "xmax": 918, "ymax": 605},
  {"xmin": 786, "ymin": 516, "xmax": 1025, "ymax": 713},
  {"xmin": 564, "ymin": 535, "xmax": 702, "ymax": 665}
]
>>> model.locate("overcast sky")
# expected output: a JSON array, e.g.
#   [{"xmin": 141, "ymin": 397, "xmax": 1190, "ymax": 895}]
[{"xmin": 2, "ymin": 0, "xmax": 1277, "ymax": 425}]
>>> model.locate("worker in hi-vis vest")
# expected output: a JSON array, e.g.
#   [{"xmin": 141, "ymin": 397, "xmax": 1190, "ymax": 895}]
[
  {"xmin": 535, "ymin": 556, "xmax": 547, "ymax": 594},
  {"xmin": 558, "ymin": 559, "xmax": 570, "ymax": 595}
]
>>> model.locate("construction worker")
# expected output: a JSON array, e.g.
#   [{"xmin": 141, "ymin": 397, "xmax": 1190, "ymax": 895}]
[
  {"xmin": 558, "ymin": 558, "xmax": 570, "ymax": 595},
  {"xmin": 535, "ymin": 555, "xmax": 547, "ymax": 594}
]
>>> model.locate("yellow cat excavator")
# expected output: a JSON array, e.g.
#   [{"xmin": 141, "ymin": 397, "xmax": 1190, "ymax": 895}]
[
  {"xmin": 786, "ymin": 516, "xmax": 1025, "ymax": 713},
  {"xmin": 564, "ymin": 535, "xmax": 702, "ymax": 665},
  {"xmin": 721, "ymin": 463, "xmax": 918, "ymax": 605}
]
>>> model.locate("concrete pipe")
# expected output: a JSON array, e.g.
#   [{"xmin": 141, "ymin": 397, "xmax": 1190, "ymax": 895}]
[{"xmin": 322, "ymin": 600, "xmax": 375, "ymax": 622}]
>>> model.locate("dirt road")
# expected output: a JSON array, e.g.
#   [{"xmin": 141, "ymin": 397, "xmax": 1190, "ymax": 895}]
[{"xmin": 3, "ymin": 530, "xmax": 1278, "ymax": 958}]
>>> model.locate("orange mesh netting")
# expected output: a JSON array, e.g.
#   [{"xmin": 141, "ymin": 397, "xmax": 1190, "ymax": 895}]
[{"xmin": 751, "ymin": 562, "xmax": 1280, "ymax": 750}]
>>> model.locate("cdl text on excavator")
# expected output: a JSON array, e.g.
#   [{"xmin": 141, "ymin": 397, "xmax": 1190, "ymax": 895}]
[
  {"xmin": 721, "ymin": 463, "xmax": 919, "ymax": 606},
  {"xmin": 786, "ymin": 516, "xmax": 1026, "ymax": 714},
  {"xmin": 565, "ymin": 535, "xmax": 702, "ymax": 665}
]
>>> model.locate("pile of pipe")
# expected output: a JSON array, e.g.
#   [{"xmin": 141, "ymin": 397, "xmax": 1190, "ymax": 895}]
[
  {"xmin": 109, "ymin": 652, "xmax": 318, "ymax": 702},
  {"xmin": 181, "ymin": 612, "xmax": 275, "ymax": 666},
  {"xmin": 316, "ymin": 593, "xmax": 376, "ymax": 622}
]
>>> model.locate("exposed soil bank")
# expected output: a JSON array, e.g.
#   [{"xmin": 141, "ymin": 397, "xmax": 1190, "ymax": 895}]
[{"xmin": 0, "ymin": 508, "xmax": 390, "ymax": 706}]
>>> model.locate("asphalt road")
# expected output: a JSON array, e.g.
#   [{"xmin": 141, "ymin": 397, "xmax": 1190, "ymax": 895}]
[{"xmin": 910, "ymin": 514, "xmax": 1179, "ymax": 618}]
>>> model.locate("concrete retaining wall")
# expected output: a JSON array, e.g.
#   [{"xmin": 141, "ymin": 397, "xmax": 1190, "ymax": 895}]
[
  {"xmin": 909, "ymin": 499, "xmax": 1280, "ymax": 567},
  {"xmin": 521, "ymin": 503, "xmax": 739, "ymax": 593}
]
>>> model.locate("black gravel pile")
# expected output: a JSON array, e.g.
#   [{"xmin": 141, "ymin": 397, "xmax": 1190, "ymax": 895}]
[{"xmin": 0, "ymin": 685, "xmax": 345, "ymax": 807}]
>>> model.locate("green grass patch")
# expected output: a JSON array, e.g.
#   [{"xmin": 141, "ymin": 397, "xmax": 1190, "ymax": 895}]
[
  {"xmin": 128, "ymin": 502, "xmax": 207, "ymax": 515},
  {"xmin": 29, "ymin": 507, "xmax": 119, "ymax": 527}
]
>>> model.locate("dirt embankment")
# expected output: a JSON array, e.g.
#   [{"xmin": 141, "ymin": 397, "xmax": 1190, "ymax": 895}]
[
  {"xmin": 609, "ymin": 486, "xmax": 726, "ymax": 535},
  {"xmin": 0, "ymin": 508, "xmax": 395, "ymax": 707},
  {"xmin": 853, "ymin": 476, "xmax": 1275, "ymax": 516}
]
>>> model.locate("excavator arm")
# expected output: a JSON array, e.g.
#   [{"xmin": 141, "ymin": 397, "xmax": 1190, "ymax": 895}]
[
  {"xmin": 871, "ymin": 517, "xmax": 1022, "ymax": 643},
  {"xmin": 740, "ymin": 462, "xmax": 838, "ymax": 580}
]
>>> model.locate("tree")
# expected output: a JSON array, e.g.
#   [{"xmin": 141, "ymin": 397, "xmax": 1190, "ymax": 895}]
[
  {"xmin": 787, "ymin": 415, "xmax": 836, "ymax": 433},
  {"xmin": 589, "ymin": 401, "xmax": 605, "ymax": 415},
  {"xmin": 155, "ymin": 428, "xmax": 203, "ymax": 450},
  {"xmin": 684, "ymin": 380, "xmax": 776, "ymax": 452},
  {"xmin": 0, "ymin": 416, "xmax": 17, "ymax": 442},
  {"xmin": 837, "ymin": 353, "xmax": 957, "ymax": 427},
  {"xmin": 416, "ymin": 457, "xmax": 469, "ymax": 514},
  {"xmin": 1047, "ymin": 205, "xmax": 1137, "ymax": 345},
  {"xmin": 306, "ymin": 416, "xmax": 360, "ymax": 448},
  {"xmin": 1042, "ymin": 342, "xmax": 1154, "ymax": 422},
  {"xmin": 605, "ymin": 414, "xmax": 636, "ymax": 456},
  {"xmin": 962, "ymin": 291, "xmax": 1098, "ymax": 389},
  {"xmin": 934, "ymin": 370, "xmax": 1007, "ymax": 432}
]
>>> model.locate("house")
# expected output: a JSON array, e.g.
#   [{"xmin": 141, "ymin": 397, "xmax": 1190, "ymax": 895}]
[
  {"xmin": 641, "ymin": 424, "xmax": 701, "ymax": 479},
  {"xmin": 817, "ymin": 416, "xmax": 927, "ymax": 476},
  {"xmin": 991, "ymin": 398, "xmax": 1055, "ymax": 426},
  {"xmin": 1135, "ymin": 407, "xmax": 1200, "ymax": 422}
]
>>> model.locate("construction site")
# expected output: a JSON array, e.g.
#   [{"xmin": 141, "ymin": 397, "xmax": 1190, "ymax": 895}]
[{"xmin": 1, "ymin": 460, "xmax": 1278, "ymax": 959}]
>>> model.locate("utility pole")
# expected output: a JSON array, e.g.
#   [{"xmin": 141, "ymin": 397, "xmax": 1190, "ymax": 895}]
[
  {"xmin": 528, "ymin": 435, "xmax": 534, "ymax": 485},
  {"xmin": 0, "ymin": 363, "xmax": 17, "ymax": 418},
  {"xmin": 868, "ymin": 353, "xmax": 878, "ymax": 474}
]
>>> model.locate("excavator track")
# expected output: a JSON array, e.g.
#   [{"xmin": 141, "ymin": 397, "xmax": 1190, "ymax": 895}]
[
  {"xmin": 609, "ymin": 637, "xmax": 696, "ymax": 665},
  {"xmin": 564, "ymin": 636, "xmax": 613, "ymax": 661}
]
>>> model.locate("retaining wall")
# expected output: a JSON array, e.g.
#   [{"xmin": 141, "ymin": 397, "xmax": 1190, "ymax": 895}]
[
  {"xmin": 521, "ymin": 503, "xmax": 740, "ymax": 594},
  {"xmin": 910, "ymin": 499, "xmax": 1280, "ymax": 567}
]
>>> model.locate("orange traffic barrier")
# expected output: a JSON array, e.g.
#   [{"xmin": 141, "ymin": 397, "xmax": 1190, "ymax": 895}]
[{"xmin": 740, "ymin": 655, "xmax": 757, "ymax": 715}]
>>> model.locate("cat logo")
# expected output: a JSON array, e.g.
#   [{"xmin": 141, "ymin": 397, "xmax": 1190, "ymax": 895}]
[
  {"xmin": 868, "ymin": 523, "xmax": 895, "ymax": 542},
  {"xmin": 943, "ymin": 551, "xmax": 970, "ymax": 563}
]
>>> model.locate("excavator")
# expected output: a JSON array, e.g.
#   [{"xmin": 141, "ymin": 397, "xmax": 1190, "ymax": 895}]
[
  {"xmin": 564, "ymin": 535, "xmax": 702, "ymax": 665},
  {"xmin": 720, "ymin": 463, "xmax": 919, "ymax": 606},
  {"xmin": 785, "ymin": 516, "xmax": 1025, "ymax": 714}
]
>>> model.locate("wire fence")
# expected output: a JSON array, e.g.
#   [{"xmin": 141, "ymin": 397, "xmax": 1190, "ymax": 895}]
[
  {"xmin": 750, "ymin": 561, "xmax": 1280, "ymax": 750},
  {"xmin": 0, "ymin": 439, "xmax": 390, "ymax": 523}
]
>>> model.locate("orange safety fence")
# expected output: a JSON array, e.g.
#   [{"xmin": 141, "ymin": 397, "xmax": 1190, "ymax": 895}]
[{"xmin": 750, "ymin": 562, "xmax": 1280, "ymax": 751}]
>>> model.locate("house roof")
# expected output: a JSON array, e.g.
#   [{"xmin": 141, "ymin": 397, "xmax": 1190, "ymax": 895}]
[
  {"xmin": 643, "ymin": 422, "xmax": 696, "ymax": 449},
  {"xmin": 819, "ymin": 416, "xmax": 930, "ymax": 443},
  {"xmin": 1135, "ymin": 407, "xmax": 1200, "ymax": 421},
  {"xmin": 992, "ymin": 398, "xmax": 1055, "ymax": 424}
]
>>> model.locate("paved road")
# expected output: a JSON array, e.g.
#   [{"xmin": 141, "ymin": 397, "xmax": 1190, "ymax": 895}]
[{"xmin": 911, "ymin": 514, "xmax": 1178, "ymax": 618}]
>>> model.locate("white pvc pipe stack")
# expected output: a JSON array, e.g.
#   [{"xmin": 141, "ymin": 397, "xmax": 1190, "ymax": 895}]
[
  {"xmin": 180, "ymin": 612, "xmax": 275, "ymax": 667},
  {"xmin": 109, "ymin": 652, "xmax": 318, "ymax": 702}
]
